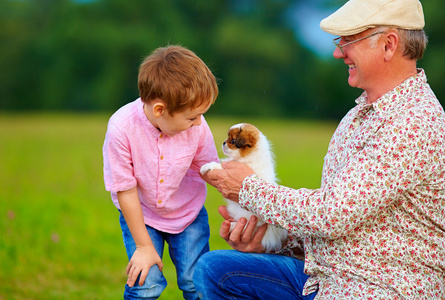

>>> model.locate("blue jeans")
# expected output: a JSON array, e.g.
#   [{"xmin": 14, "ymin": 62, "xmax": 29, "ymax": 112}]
[
  {"xmin": 119, "ymin": 207, "xmax": 210, "ymax": 300},
  {"xmin": 193, "ymin": 250, "xmax": 318, "ymax": 300}
]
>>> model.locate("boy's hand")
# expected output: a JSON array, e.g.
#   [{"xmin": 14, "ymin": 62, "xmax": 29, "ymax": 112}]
[{"xmin": 126, "ymin": 246, "xmax": 163, "ymax": 287}]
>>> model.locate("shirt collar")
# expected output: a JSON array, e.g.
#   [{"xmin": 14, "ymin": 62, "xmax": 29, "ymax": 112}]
[
  {"xmin": 354, "ymin": 68, "xmax": 427, "ymax": 116},
  {"xmin": 137, "ymin": 98, "xmax": 165, "ymax": 137}
]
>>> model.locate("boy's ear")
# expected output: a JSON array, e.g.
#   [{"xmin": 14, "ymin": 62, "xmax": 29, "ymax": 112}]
[{"xmin": 152, "ymin": 102, "xmax": 166, "ymax": 118}]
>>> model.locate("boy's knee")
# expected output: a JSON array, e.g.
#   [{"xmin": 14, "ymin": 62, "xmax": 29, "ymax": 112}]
[
  {"xmin": 124, "ymin": 268, "xmax": 167, "ymax": 300},
  {"xmin": 124, "ymin": 283, "xmax": 165, "ymax": 300}
]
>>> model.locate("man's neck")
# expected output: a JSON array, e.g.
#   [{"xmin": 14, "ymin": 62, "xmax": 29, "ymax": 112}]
[{"xmin": 366, "ymin": 60, "xmax": 418, "ymax": 104}]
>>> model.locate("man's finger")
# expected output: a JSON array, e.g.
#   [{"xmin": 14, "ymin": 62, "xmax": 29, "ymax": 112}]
[
  {"xmin": 228, "ymin": 217, "xmax": 247, "ymax": 243},
  {"xmin": 221, "ymin": 160, "xmax": 244, "ymax": 169},
  {"xmin": 218, "ymin": 205, "xmax": 231, "ymax": 220},
  {"xmin": 219, "ymin": 220, "xmax": 231, "ymax": 240},
  {"xmin": 202, "ymin": 168, "xmax": 226, "ymax": 188},
  {"xmin": 206, "ymin": 168, "xmax": 224, "ymax": 181},
  {"xmin": 241, "ymin": 215, "xmax": 258, "ymax": 243},
  {"xmin": 253, "ymin": 223, "xmax": 268, "ymax": 244}
]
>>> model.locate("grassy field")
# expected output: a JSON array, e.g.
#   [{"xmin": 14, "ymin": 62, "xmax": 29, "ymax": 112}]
[{"xmin": 0, "ymin": 113, "xmax": 337, "ymax": 299}]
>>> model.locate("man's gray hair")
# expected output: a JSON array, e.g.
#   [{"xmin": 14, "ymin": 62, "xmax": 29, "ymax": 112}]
[{"xmin": 369, "ymin": 27, "xmax": 428, "ymax": 60}]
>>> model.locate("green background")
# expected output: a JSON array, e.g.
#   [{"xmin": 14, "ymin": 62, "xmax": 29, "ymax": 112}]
[
  {"xmin": 1, "ymin": 0, "xmax": 443, "ymax": 298},
  {"xmin": 1, "ymin": 114, "xmax": 336, "ymax": 299}
]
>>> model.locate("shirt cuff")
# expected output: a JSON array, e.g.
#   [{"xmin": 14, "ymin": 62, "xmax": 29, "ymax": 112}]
[
  {"xmin": 239, "ymin": 174, "xmax": 305, "ymax": 258},
  {"xmin": 239, "ymin": 174, "xmax": 260, "ymax": 206}
]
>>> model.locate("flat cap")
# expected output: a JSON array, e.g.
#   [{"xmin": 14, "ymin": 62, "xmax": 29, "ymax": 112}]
[{"xmin": 320, "ymin": 0, "xmax": 425, "ymax": 36}]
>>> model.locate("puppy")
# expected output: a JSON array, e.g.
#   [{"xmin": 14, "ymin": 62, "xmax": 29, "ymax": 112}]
[{"xmin": 200, "ymin": 123, "xmax": 288, "ymax": 252}]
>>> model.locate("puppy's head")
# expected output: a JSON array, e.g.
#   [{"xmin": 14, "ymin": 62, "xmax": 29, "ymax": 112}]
[{"xmin": 222, "ymin": 123, "xmax": 260, "ymax": 160}]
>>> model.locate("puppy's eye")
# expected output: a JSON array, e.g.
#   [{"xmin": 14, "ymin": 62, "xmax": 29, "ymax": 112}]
[{"xmin": 230, "ymin": 139, "xmax": 236, "ymax": 144}]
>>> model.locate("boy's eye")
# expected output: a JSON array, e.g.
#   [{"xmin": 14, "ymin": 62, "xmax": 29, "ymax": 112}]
[{"xmin": 190, "ymin": 117, "xmax": 197, "ymax": 121}]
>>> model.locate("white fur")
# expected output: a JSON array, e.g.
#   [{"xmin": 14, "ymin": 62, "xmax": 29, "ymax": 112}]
[{"xmin": 201, "ymin": 123, "xmax": 288, "ymax": 252}]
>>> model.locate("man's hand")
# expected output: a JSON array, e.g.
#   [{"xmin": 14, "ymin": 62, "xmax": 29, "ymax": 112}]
[
  {"xmin": 218, "ymin": 205, "xmax": 266, "ymax": 253},
  {"xmin": 201, "ymin": 161, "xmax": 254, "ymax": 202},
  {"xmin": 126, "ymin": 246, "xmax": 163, "ymax": 287}
]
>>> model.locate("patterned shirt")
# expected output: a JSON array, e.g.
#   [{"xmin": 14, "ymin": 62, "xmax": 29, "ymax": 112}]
[{"xmin": 239, "ymin": 69, "xmax": 445, "ymax": 299}]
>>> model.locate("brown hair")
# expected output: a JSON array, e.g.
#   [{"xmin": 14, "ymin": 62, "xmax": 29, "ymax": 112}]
[{"xmin": 138, "ymin": 45, "xmax": 218, "ymax": 115}]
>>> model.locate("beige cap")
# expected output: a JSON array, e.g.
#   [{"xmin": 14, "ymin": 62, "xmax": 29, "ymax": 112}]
[{"xmin": 320, "ymin": 0, "xmax": 425, "ymax": 36}]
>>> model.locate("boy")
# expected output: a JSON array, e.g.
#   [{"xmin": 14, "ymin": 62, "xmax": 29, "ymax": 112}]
[{"xmin": 103, "ymin": 45, "xmax": 219, "ymax": 299}]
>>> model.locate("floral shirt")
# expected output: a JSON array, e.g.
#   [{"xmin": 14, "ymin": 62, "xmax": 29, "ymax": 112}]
[{"xmin": 239, "ymin": 69, "xmax": 445, "ymax": 299}]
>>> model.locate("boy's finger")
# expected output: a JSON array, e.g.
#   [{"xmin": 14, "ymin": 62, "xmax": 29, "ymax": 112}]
[
  {"xmin": 127, "ymin": 267, "xmax": 138, "ymax": 287},
  {"xmin": 157, "ymin": 261, "xmax": 164, "ymax": 272},
  {"xmin": 127, "ymin": 276, "xmax": 135, "ymax": 287},
  {"xmin": 139, "ymin": 269, "xmax": 148, "ymax": 286}
]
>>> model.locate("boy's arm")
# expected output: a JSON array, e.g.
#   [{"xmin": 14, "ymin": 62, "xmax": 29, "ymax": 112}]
[{"xmin": 117, "ymin": 187, "xmax": 163, "ymax": 287}]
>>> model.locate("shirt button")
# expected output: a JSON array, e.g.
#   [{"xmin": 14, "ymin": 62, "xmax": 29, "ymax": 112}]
[
  {"xmin": 157, "ymin": 200, "xmax": 162, "ymax": 204},
  {"xmin": 160, "ymin": 179, "xmax": 164, "ymax": 183},
  {"xmin": 159, "ymin": 133, "xmax": 164, "ymax": 138},
  {"xmin": 160, "ymin": 155, "xmax": 164, "ymax": 160},
  {"xmin": 307, "ymin": 254, "xmax": 315, "ymax": 261}
]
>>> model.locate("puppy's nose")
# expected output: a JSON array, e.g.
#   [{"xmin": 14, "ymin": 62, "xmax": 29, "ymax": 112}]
[{"xmin": 223, "ymin": 141, "xmax": 226, "ymax": 146}]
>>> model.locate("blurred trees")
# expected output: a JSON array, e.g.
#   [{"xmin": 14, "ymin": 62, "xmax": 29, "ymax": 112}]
[{"xmin": 0, "ymin": 0, "xmax": 443, "ymax": 119}]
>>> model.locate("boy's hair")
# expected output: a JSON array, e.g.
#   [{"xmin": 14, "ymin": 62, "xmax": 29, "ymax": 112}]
[{"xmin": 138, "ymin": 45, "xmax": 218, "ymax": 115}]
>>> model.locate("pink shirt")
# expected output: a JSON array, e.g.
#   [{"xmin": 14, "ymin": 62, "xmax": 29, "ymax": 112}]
[
  {"xmin": 103, "ymin": 98, "xmax": 218, "ymax": 233},
  {"xmin": 240, "ymin": 70, "xmax": 445, "ymax": 299}
]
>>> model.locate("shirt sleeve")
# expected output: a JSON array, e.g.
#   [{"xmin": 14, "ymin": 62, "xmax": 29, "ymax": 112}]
[
  {"xmin": 103, "ymin": 122, "xmax": 137, "ymax": 193},
  {"xmin": 239, "ymin": 114, "xmax": 434, "ymax": 240}
]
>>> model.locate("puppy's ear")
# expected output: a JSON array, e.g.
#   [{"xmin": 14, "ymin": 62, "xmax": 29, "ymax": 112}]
[
  {"xmin": 235, "ymin": 136, "xmax": 253, "ymax": 148},
  {"xmin": 234, "ymin": 136, "xmax": 246, "ymax": 148}
]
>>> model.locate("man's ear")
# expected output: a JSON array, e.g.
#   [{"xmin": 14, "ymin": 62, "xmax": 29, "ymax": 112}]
[
  {"xmin": 152, "ymin": 102, "xmax": 166, "ymax": 118},
  {"xmin": 384, "ymin": 31, "xmax": 399, "ymax": 61}
]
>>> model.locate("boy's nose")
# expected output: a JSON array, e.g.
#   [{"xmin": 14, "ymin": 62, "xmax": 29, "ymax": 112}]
[{"xmin": 193, "ymin": 118, "xmax": 202, "ymax": 126}]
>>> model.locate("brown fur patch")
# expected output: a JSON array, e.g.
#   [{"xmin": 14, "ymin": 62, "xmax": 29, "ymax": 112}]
[{"xmin": 225, "ymin": 124, "xmax": 260, "ymax": 157}]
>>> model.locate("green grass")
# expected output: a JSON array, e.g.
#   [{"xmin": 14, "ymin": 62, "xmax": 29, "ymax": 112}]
[{"xmin": 0, "ymin": 113, "xmax": 337, "ymax": 299}]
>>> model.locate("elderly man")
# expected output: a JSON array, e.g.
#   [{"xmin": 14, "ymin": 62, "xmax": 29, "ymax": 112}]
[{"xmin": 193, "ymin": 0, "xmax": 445, "ymax": 299}]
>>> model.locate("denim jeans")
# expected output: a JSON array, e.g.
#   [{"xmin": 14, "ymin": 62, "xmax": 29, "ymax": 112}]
[
  {"xmin": 193, "ymin": 250, "xmax": 318, "ymax": 300},
  {"xmin": 119, "ymin": 207, "xmax": 210, "ymax": 300}
]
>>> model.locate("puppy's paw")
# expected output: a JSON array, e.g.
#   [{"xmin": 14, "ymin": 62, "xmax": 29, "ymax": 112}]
[{"xmin": 200, "ymin": 162, "xmax": 222, "ymax": 175}]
